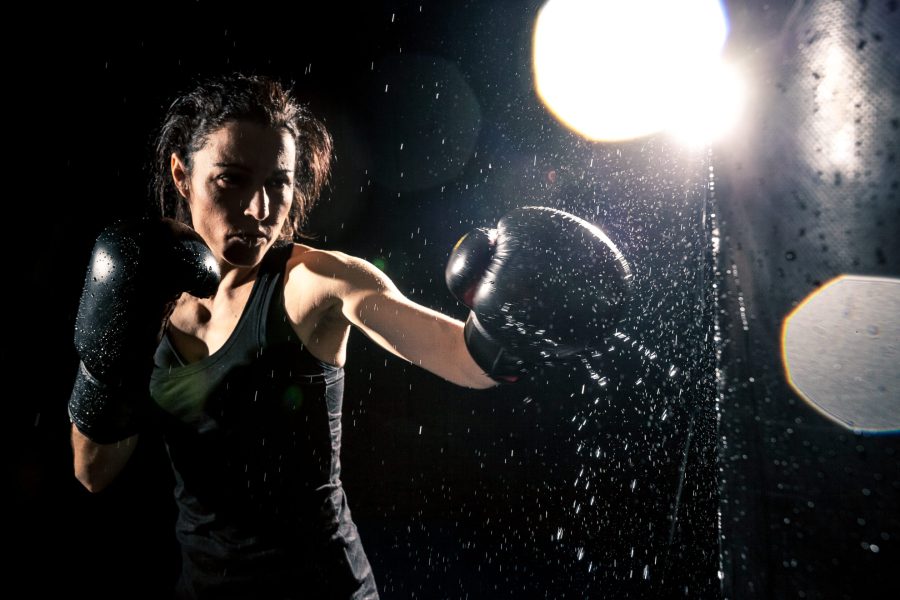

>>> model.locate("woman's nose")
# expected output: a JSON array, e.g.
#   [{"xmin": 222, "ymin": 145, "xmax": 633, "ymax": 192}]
[{"xmin": 245, "ymin": 187, "xmax": 270, "ymax": 221}]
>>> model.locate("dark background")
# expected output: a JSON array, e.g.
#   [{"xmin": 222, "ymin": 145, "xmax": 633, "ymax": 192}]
[{"xmin": 10, "ymin": 1, "xmax": 898, "ymax": 599}]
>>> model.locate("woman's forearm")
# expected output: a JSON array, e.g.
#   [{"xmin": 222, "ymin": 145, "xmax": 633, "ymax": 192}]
[{"xmin": 71, "ymin": 424, "xmax": 139, "ymax": 493}]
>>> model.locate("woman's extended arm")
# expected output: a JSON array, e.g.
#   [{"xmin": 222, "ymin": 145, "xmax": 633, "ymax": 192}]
[{"xmin": 314, "ymin": 251, "xmax": 498, "ymax": 389}]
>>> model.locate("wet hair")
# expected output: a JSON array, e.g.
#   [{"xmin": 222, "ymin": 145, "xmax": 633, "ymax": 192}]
[{"xmin": 150, "ymin": 72, "xmax": 333, "ymax": 241}]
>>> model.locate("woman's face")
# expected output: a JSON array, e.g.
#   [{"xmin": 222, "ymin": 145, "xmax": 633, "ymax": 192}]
[{"xmin": 172, "ymin": 120, "xmax": 296, "ymax": 269}]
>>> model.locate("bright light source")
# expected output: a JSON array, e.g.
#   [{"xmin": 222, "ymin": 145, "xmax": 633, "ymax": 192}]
[
  {"xmin": 533, "ymin": 0, "xmax": 743, "ymax": 144},
  {"xmin": 667, "ymin": 61, "xmax": 746, "ymax": 146}
]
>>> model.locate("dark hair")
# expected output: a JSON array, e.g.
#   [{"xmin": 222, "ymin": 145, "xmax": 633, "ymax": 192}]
[{"xmin": 150, "ymin": 73, "xmax": 333, "ymax": 241}]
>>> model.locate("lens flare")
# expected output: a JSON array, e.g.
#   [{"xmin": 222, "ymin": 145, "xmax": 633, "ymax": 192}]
[
  {"xmin": 533, "ymin": 0, "xmax": 743, "ymax": 144},
  {"xmin": 782, "ymin": 275, "xmax": 900, "ymax": 434}
]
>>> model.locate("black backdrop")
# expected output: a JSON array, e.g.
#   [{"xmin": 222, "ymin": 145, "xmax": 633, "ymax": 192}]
[{"xmin": 10, "ymin": 1, "xmax": 898, "ymax": 599}]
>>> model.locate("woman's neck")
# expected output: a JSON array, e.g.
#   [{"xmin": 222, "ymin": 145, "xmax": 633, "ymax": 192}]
[{"xmin": 215, "ymin": 261, "xmax": 262, "ymax": 294}]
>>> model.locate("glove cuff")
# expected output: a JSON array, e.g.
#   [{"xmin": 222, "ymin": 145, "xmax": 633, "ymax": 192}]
[
  {"xmin": 68, "ymin": 361, "xmax": 145, "ymax": 444},
  {"xmin": 463, "ymin": 312, "xmax": 527, "ymax": 384}
]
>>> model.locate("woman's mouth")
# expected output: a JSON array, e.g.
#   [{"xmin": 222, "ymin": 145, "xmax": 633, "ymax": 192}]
[
  {"xmin": 221, "ymin": 232, "xmax": 270, "ymax": 266},
  {"xmin": 230, "ymin": 232, "xmax": 268, "ymax": 245}
]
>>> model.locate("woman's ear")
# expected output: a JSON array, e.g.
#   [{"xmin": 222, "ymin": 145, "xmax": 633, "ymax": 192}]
[{"xmin": 170, "ymin": 153, "xmax": 190, "ymax": 199}]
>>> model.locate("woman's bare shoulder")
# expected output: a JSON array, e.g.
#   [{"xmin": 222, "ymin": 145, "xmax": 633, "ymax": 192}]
[
  {"xmin": 284, "ymin": 244, "xmax": 395, "ymax": 297},
  {"xmin": 285, "ymin": 243, "xmax": 375, "ymax": 275},
  {"xmin": 283, "ymin": 244, "xmax": 357, "ymax": 310},
  {"xmin": 285, "ymin": 243, "xmax": 353, "ymax": 273}
]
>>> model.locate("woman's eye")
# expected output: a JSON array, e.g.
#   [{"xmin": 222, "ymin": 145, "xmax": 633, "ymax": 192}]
[
  {"xmin": 266, "ymin": 179, "xmax": 293, "ymax": 192},
  {"xmin": 216, "ymin": 174, "xmax": 290, "ymax": 189},
  {"xmin": 217, "ymin": 174, "xmax": 239, "ymax": 186}
]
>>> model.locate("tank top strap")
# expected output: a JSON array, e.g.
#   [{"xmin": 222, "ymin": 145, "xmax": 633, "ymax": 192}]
[
  {"xmin": 256, "ymin": 242, "xmax": 344, "ymax": 381},
  {"xmin": 229, "ymin": 241, "xmax": 290, "ymax": 350}
]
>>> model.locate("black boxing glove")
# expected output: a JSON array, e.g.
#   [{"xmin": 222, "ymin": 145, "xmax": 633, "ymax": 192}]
[
  {"xmin": 445, "ymin": 206, "xmax": 632, "ymax": 384},
  {"xmin": 445, "ymin": 227, "xmax": 527, "ymax": 383},
  {"xmin": 68, "ymin": 218, "xmax": 220, "ymax": 443}
]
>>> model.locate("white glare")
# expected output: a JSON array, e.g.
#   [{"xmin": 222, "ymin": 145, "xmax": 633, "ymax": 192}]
[
  {"xmin": 91, "ymin": 250, "xmax": 115, "ymax": 282},
  {"xmin": 668, "ymin": 61, "xmax": 746, "ymax": 146},
  {"xmin": 533, "ymin": 0, "xmax": 742, "ymax": 144}
]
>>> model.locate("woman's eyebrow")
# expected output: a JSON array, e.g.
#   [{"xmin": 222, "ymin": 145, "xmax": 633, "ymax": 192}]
[
  {"xmin": 214, "ymin": 162, "xmax": 252, "ymax": 171},
  {"xmin": 214, "ymin": 162, "xmax": 293, "ymax": 175}
]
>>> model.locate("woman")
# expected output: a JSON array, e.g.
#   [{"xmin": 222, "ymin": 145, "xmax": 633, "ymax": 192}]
[
  {"xmin": 70, "ymin": 73, "xmax": 499, "ymax": 599},
  {"xmin": 69, "ymin": 72, "xmax": 629, "ymax": 599}
]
